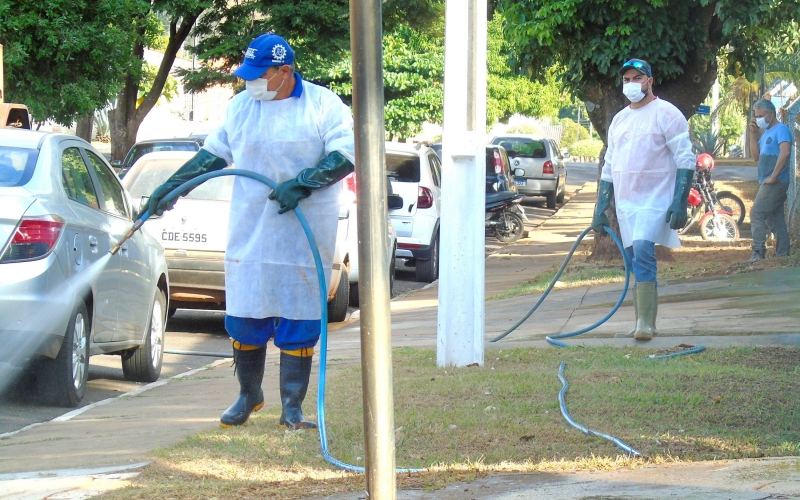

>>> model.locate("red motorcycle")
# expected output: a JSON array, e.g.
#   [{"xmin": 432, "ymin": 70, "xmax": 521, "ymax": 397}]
[{"xmin": 679, "ymin": 153, "xmax": 741, "ymax": 241}]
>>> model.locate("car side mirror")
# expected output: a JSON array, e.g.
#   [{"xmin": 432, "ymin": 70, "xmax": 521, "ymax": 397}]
[
  {"xmin": 387, "ymin": 194, "xmax": 404, "ymax": 210},
  {"xmin": 139, "ymin": 196, "xmax": 160, "ymax": 219}
]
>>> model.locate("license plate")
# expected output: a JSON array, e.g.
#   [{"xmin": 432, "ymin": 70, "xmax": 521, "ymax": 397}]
[
  {"xmin": 160, "ymin": 230, "xmax": 208, "ymax": 244},
  {"xmin": 515, "ymin": 179, "xmax": 526, "ymax": 187}
]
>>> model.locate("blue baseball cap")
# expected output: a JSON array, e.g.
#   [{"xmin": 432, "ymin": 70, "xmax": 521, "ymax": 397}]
[
  {"xmin": 232, "ymin": 34, "xmax": 295, "ymax": 81},
  {"xmin": 619, "ymin": 59, "xmax": 652, "ymax": 77}
]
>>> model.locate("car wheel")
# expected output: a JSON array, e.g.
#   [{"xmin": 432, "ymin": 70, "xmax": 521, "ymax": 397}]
[
  {"xmin": 415, "ymin": 230, "xmax": 439, "ymax": 283},
  {"xmin": 122, "ymin": 289, "xmax": 166, "ymax": 383},
  {"xmin": 349, "ymin": 282, "xmax": 360, "ymax": 307},
  {"xmin": 328, "ymin": 267, "xmax": 350, "ymax": 322},
  {"xmin": 40, "ymin": 301, "xmax": 89, "ymax": 407},
  {"xmin": 556, "ymin": 180, "xmax": 565, "ymax": 204},
  {"xmin": 389, "ymin": 244, "xmax": 396, "ymax": 297},
  {"xmin": 546, "ymin": 190, "xmax": 557, "ymax": 209}
]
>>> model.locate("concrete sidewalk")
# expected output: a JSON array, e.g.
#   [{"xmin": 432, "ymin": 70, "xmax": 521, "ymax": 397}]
[{"xmin": 1, "ymin": 184, "xmax": 798, "ymax": 499}]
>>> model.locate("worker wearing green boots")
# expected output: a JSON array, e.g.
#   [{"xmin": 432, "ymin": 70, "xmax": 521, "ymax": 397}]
[{"xmin": 591, "ymin": 59, "xmax": 695, "ymax": 340}]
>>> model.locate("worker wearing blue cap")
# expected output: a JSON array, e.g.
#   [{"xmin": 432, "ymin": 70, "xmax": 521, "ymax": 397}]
[
  {"xmin": 591, "ymin": 58, "xmax": 695, "ymax": 341},
  {"xmin": 147, "ymin": 33, "xmax": 355, "ymax": 429}
]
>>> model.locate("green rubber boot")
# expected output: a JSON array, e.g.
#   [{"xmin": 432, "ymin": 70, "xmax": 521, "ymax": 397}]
[
  {"xmin": 633, "ymin": 282, "xmax": 658, "ymax": 341},
  {"xmin": 220, "ymin": 343, "xmax": 266, "ymax": 428},
  {"xmin": 279, "ymin": 350, "xmax": 317, "ymax": 430}
]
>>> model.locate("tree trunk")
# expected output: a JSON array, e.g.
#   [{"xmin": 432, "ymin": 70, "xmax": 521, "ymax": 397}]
[
  {"xmin": 108, "ymin": 14, "xmax": 201, "ymax": 161},
  {"xmin": 75, "ymin": 114, "xmax": 94, "ymax": 142}
]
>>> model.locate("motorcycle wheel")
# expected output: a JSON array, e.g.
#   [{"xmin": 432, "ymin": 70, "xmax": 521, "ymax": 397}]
[
  {"xmin": 494, "ymin": 212, "xmax": 525, "ymax": 243},
  {"xmin": 714, "ymin": 191, "xmax": 745, "ymax": 226},
  {"xmin": 678, "ymin": 206, "xmax": 698, "ymax": 235},
  {"xmin": 699, "ymin": 212, "xmax": 739, "ymax": 242}
]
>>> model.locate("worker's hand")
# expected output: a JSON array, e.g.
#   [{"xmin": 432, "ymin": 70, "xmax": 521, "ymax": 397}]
[
  {"xmin": 147, "ymin": 183, "xmax": 179, "ymax": 216},
  {"xmin": 591, "ymin": 211, "xmax": 609, "ymax": 234},
  {"xmin": 665, "ymin": 200, "xmax": 688, "ymax": 230},
  {"xmin": 764, "ymin": 176, "xmax": 777, "ymax": 185},
  {"xmin": 748, "ymin": 117, "xmax": 759, "ymax": 135},
  {"xmin": 269, "ymin": 179, "xmax": 312, "ymax": 214}
]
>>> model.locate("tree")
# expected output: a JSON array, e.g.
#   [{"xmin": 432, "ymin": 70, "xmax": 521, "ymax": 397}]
[
  {"xmin": 109, "ymin": 8, "xmax": 209, "ymax": 160},
  {"xmin": 497, "ymin": 0, "xmax": 800, "ymax": 257},
  {"xmin": 486, "ymin": 16, "xmax": 566, "ymax": 125},
  {"xmin": 0, "ymin": 0, "xmax": 146, "ymax": 126}
]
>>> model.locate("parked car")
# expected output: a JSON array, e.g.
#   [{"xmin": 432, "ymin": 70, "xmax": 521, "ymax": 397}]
[
  {"xmin": 121, "ymin": 151, "xmax": 353, "ymax": 322},
  {"xmin": 112, "ymin": 138, "xmax": 204, "ymax": 178},
  {"xmin": 340, "ymin": 173, "xmax": 400, "ymax": 306},
  {"xmin": 489, "ymin": 134, "xmax": 567, "ymax": 209},
  {"xmin": 386, "ymin": 142, "xmax": 442, "ymax": 283},
  {"xmin": 0, "ymin": 129, "xmax": 169, "ymax": 407}
]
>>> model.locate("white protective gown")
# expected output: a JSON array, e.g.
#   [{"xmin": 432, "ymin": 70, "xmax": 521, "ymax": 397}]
[
  {"xmin": 601, "ymin": 97, "xmax": 695, "ymax": 248},
  {"xmin": 203, "ymin": 77, "xmax": 355, "ymax": 320}
]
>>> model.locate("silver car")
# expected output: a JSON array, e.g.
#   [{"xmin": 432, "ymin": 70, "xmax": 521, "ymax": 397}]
[
  {"xmin": 0, "ymin": 129, "xmax": 169, "ymax": 407},
  {"xmin": 490, "ymin": 134, "xmax": 568, "ymax": 209}
]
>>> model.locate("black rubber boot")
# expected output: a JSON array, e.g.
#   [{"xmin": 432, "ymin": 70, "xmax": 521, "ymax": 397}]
[
  {"xmin": 279, "ymin": 351, "xmax": 317, "ymax": 430},
  {"xmin": 220, "ymin": 345, "xmax": 266, "ymax": 428}
]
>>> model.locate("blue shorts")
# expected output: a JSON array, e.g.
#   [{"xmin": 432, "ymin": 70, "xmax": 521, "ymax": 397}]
[{"xmin": 224, "ymin": 315, "xmax": 321, "ymax": 351}]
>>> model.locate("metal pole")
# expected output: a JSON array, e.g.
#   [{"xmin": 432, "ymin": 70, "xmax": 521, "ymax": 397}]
[{"xmin": 350, "ymin": 0, "xmax": 396, "ymax": 496}]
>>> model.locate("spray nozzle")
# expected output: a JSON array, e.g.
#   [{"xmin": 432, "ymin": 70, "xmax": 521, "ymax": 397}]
[{"xmin": 109, "ymin": 214, "xmax": 148, "ymax": 255}]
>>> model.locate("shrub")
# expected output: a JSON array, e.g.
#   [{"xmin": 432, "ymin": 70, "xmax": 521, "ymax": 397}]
[{"xmin": 570, "ymin": 139, "xmax": 603, "ymax": 158}]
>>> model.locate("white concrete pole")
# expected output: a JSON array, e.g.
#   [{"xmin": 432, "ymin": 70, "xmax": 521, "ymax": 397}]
[
  {"xmin": 437, "ymin": 0, "xmax": 487, "ymax": 367},
  {"xmin": 711, "ymin": 78, "xmax": 720, "ymax": 138}
]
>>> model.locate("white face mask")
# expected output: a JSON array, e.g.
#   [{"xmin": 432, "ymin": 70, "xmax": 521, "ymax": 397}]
[
  {"xmin": 246, "ymin": 70, "xmax": 284, "ymax": 101},
  {"xmin": 623, "ymin": 81, "xmax": 647, "ymax": 103},
  {"xmin": 756, "ymin": 116, "xmax": 769, "ymax": 129}
]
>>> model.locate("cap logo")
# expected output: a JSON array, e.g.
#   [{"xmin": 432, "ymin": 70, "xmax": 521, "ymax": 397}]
[
  {"xmin": 272, "ymin": 45, "xmax": 287, "ymax": 63},
  {"xmin": 245, "ymin": 48, "xmax": 258, "ymax": 59}
]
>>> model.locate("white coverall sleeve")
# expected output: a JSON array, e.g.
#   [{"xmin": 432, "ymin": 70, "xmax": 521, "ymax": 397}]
[
  {"xmin": 600, "ymin": 121, "xmax": 615, "ymax": 182},
  {"xmin": 661, "ymin": 112, "xmax": 695, "ymax": 170},
  {"xmin": 200, "ymin": 100, "xmax": 236, "ymax": 165},
  {"xmin": 319, "ymin": 97, "xmax": 356, "ymax": 164}
]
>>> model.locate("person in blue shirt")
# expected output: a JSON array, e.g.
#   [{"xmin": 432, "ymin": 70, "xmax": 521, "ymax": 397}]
[{"xmin": 747, "ymin": 98, "xmax": 792, "ymax": 261}]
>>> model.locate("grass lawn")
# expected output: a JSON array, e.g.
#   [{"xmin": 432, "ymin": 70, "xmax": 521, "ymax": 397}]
[{"xmin": 106, "ymin": 346, "xmax": 800, "ymax": 499}]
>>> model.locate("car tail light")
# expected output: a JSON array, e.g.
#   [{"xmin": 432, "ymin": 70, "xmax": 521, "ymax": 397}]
[
  {"xmin": 1, "ymin": 216, "xmax": 66, "ymax": 263},
  {"xmin": 493, "ymin": 150, "xmax": 503, "ymax": 174},
  {"xmin": 417, "ymin": 186, "xmax": 434, "ymax": 209},
  {"xmin": 543, "ymin": 160, "xmax": 554, "ymax": 175}
]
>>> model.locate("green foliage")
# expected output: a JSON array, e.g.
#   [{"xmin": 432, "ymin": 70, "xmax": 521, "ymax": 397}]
[
  {"xmin": 558, "ymin": 118, "xmax": 590, "ymax": 149},
  {"xmin": 570, "ymin": 139, "xmax": 603, "ymax": 158},
  {"xmin": 137, "ymin": 63, "xmax": 179, "ymax": 107},
  {"xmin": 498, "ymin": 0, "xmax": 800, "ymax": 97},
  {"xmin": 486, "ymin": 16, "xmax": 566, "ymax": 124},
  {"xmin": 0, "ymin": 0, "xmax": 148, "ymax": 125},
  {"xmin": 505, "ymin": 124, "xmax": 543, "ymax": 135}
]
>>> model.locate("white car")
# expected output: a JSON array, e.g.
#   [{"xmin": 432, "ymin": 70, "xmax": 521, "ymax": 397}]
[
  {"xmin": 339, "ymin": 173, "xmax": 399, "ymax": 306},
  {"xmin": 0, "ymin": 129, "xmax": 169, "ymax": 407},
  {"xmin": 121, "ymin": 151, "xmax": 352, "ymax": 322},
  {"xmin": 385, "ymin": 142, "xmax": 442, "ymax": 282}
]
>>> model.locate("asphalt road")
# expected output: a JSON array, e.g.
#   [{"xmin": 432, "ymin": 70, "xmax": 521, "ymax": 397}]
[{"xmin": 0, "ymin": 162, "xmax": 756, "ymax": 435}]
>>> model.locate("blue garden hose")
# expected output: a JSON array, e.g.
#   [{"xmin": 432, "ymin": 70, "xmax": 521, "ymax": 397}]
[
  {"xmin": 114, "ymin": 169, "xmax": 418, "ymax": 474},
  {"xmin": 489, "ymin": 226, "xmax": 631, "ymax": 347}
]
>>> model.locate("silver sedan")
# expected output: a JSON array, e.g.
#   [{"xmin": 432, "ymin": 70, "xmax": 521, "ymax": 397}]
[{"xmin": 0, "ymin": 129, "xmax": 169, "ymax": 407}]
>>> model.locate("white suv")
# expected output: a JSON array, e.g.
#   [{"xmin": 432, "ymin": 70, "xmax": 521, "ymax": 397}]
[{"xmin": 386, "ymin": 142, "xmax": 442, "ymax": 283}]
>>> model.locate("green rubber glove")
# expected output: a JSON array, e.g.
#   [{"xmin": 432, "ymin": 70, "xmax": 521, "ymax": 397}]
[
  {"xmin": 269, "ymin": 151, "xmax": 354, "ymax": 214},
  {"xmin": 592, "ymin": 180, "xmax": 614, "ymax": 233},
  {"xmin": 148, "ymin": 149, "xmax": 228, "ymax": 216},
  {"xmin": 665, "ymin": 168, "xmax": 695, "ymax": 230}
]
